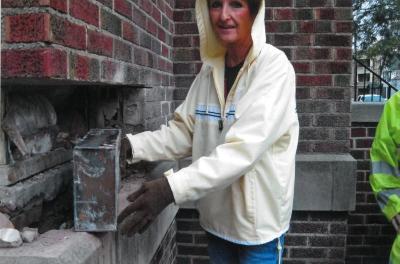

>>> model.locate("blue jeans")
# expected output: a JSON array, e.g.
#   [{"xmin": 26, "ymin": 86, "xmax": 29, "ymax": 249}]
[{"xmin": 207, "ymin": 232, "xmax": 285, "ymax": 264}]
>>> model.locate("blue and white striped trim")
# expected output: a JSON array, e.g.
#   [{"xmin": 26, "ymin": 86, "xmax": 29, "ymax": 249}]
[{"xmin": 195, "ymin": 104, "xmax": 236, "ymax": 122}]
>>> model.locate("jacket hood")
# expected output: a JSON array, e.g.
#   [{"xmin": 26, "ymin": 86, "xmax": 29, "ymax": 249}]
[{"xmin": 195, "ymin": 0, "xmax": 266, "ymax": 66}]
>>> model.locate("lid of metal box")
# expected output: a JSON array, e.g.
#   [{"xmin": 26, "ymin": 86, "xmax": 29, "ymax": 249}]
[{"xmin": 75, "ymin": 129, "xmax": 121, "ymax": 149}]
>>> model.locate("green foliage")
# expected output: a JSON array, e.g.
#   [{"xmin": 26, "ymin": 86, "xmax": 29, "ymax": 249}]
[{"xmin": 353, "ymin": 0, "xmax": 400, "ymax": 72}]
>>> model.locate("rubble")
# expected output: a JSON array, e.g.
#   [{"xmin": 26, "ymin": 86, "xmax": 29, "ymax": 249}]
[
  {"xmin": 21, "ymin": 228, "xmax": 38, "ymax": 243},
  {"xmin": 0, "ymin": 213, "xmax": 14, "ymax": 229},
  {"xmin": 0, "ymin": 228, "xmax": 22, "ymax": 248}
]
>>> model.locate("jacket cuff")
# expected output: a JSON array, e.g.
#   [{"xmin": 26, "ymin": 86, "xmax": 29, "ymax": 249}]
[
  {"xmin": 166, "ymin": 170, "xmax": 188, "ymax": 205},
  {"xmin": 126, "ymin": 133, "xmax": 145, "ymax": 164}
]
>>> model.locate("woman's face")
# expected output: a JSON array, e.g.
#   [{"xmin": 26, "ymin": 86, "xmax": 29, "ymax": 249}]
[{"xmin": 208, "ymin": 0, "xmax": 254, "ymax": 47}]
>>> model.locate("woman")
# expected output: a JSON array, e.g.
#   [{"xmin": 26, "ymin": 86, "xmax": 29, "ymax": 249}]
[{"xmin": 118, "ymin": 0, "xmax": 299, "ymax": 263}]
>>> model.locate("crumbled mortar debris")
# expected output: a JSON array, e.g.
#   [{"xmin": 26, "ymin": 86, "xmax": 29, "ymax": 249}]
[
  {"xmin": 21, "ymin": 227, "xmax": 38, "ymax": 243},
  {"xmin": 0, "ymin": 228, "xmax": 22, "ymax": 248}
]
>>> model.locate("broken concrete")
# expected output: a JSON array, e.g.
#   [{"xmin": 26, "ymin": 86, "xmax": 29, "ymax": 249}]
[
  {"xmin": 0, "ymin": 148, "xmax": 72, "ymax": 186},
  {"xmin": 21, "ymin": 227, "xmax": 38, "ymax": 243},
  {"xmin": 0, "ymin": 228, "xmax": 22, "ymax": 248},
  {"xmin": 0, "ymin": 163, "xmax": 72, "ymax": 213},
  {"xmin": 0, "ymin": 213, "xmax": 13, "ymax": 229}
]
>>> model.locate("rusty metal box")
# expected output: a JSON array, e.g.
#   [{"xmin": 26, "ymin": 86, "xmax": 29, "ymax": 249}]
[{"xmin": 73, "ymin": 128, "xmax": 121, "ymax": 232}]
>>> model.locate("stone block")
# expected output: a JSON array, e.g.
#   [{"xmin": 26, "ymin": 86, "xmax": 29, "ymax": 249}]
[
  {"xmin": 351, "ymin": 102, "xmax": 384, "ymax": 123},
  {"xmin": 294, "ymin": 154, "xmax": 356, "ymax": 211}
]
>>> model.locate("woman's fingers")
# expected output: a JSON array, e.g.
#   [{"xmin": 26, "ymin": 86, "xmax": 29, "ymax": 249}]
[
  {"xmin": 119, "ymin": 210, "xmax": 146, "ymax": 236},
  {"xmin": 127, "ymin": 185, "xmax": 146, "ymax": 202},
  {"xmin": 127, "ymin": 216, "xmax": 149, "ymax": 236},
  {"xmin": 117, "ymin": 195, "xmax": 144, "ymax": 225}
]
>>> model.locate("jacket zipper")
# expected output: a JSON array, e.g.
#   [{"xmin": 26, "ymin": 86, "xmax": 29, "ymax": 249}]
[{"xmin": 218, "ymin": 67, "xmax": 246, "ymax": 131}]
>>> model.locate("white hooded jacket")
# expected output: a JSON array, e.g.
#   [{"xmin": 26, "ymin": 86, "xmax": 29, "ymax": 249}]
[{"xmin": 127, "ymin": 0, "xmax": 299, "ymax": 244}]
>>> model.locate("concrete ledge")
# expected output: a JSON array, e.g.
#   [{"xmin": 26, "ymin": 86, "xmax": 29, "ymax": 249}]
[
  {"xmin": 351, "ymin": 102, "xmax": 384, "ymax": 123},
  {"xmin": 294, "ymin": 154, "xmax": 357, "ymax": 211},
  {"xmin": 0, "ymin": 229, "xmax": 101, "ymax": 264}
]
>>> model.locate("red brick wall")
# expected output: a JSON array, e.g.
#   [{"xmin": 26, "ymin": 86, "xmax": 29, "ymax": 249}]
[
  {"xmin": 2, "ymin": 0, "xmax": 174, "ymax": 87},
  {"xmin": 347, "ymin": 122, "xmax": 393, "ymax": 263}
]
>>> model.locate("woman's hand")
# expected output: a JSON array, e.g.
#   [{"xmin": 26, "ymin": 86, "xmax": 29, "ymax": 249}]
[{"xmin": 117, "ymin": 177, "xmax": 174, "ymax": 236}]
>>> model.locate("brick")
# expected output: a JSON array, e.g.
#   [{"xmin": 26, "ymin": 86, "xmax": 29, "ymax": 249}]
[
  {"xmin": 97, "ymin": 0, "xmax": 112, "ymax": 8},
  {"xmin": 274, "ymin": 9, "xmax": 294, "ymax": 20},
  {"xmin": 295, "ymin": 9, "xmax": 313, "ymax": 20},
  {"xmin": 2, "ymin": 48, "xmax": 67, "ymax": 78},
  {"xmin": 295, "ymin": 21, "xmax": 315, "ymax": 33},
  {"xmin": 147, "ymin": 19, "xmax": 158, "ymax": 36},
  {"xmin": 115, "ymin": 0, "xmax": 132, "ymax": 18},
  {"xmin": 70, "ymin": 0, "xmax": 99, "ymax": 26},
  {"xmin": 133, "ymin": 7, "xmax": 147, "ymax": 29},
  {"xmin": 49, "ymin": 0, "xmax": 67, "ymax": 12},
  {"xmin": 88, "ymin": 30, "xmax": 113, "ymax": 57},
  {"xmin": 274, "ymin": 34, "xmax": 312, "ymax": 46},
  {"xmin": 101, "ymin": 9, "xmax": 122, "ymax": 36},
  {"xmin": 158, "ymin": 28, "xmax": 166, "ymax": 42},
  {"xmin": 334, "ymin": 74, "xmax": 352, "ymax": 87},
  {"xmin": 89, "ymin": 58, "xmax": 100, "ymax": 81},
  {"xmin": 5, "ymin": 13, "xmax": 51, "ymax": 43},
  {"xmin": 69, "ymin": 53, "xmax": 89, "ymax": 80},
  {"xmin": 2, "ymin": 0, "xmax": 66, "ymax": 11},
  {"xmin": 114, "ymin": 39, "xmax": 132, "ymax": 62},
  {"xmin": 316, "ymin": 88, "xmax": 346, "ymax": 99},
  {"xmin": 315, "ymin": 21, "xmax": 332, "ymax": 33},
  {"xmin": 315, "ymin": 8, "xmax": 335, "ymax": 20},
  {"xmin": 122, "ymin": 21, "xmax": 139, "ymax": 44},
  {"xmin": 152, "ymin": 7, "xmax": 162, "ymax": 24},
  {"xmin": 173, "ymin": 10, "xmax": 194, "ymax": 22},
  {"xmin": 355, "ymin": 138, "xmax": 373, "ymax": 148},
  {"xmin": 315, "ymin": 35, "xmax": 352, "ymax": 46},
  {"xmin": 309, "ymin": 236, "xmax": 345, "ymax": 247},
  {"xmin": 335, "ymin": 8, "xmax": 353, "ymax": 20},
  {"xmin": 314, "ymin": 62, "xmax": 351, "ymax": 74},
  {"xmin": 266, "ymin": 21, "xmax": 293, "ymax": 33},
  {"xmin": 335, "ymin": 0, "xmax": 352, "ymax": 7},
  {"xmin": 294, "ymin": 48, "xmax": 331, "ymax": 60},
  {"xmin": 173, "ymin": 36, "xmax": 191, "ymax": 47},
  {"xmin": 297, "ymin": 100, "xmax": 332, "ymax": 113},
  {"xmin": 296, "ymin": 87, "xmax": 311, "ymax": 100},
  {"xmin": 291, "ymin": 248, "xmax": 328, "ymax": 258},
  {"xmin": 314, "ymin": 141, "xmax": 349, "ymax": 152},
  {"xmin": 292, "ymin": 62, "xmax": 311, "ymax": 73},
  {"xmin": 335, "ymin": 21, "xmax": 353, "ymax": 33},
  {"xmin": 177, "ymin": 245, "xmax": 208, "ymax": 256},
  {"xmin": 175, "ymin": 22, "xmax": 198, "ymax": 35},
  {"xmin": 50, "ymin": 16, "xmax": 86, "ymax": 50},
  {"xmin": 174, "ymin": 1, "xmax": 195, "ymax": 9},
  {"xmin": 101, "ymin": 60, "xmax": 124, "ymax": 82},
  {"xmin": 300, "ymin": 128, "xmax": 330, "ymax": 140},
  {"xmin": 173, "ymin": 49, "xmax": 200, "ymax": 61},
  {"xmin": 316, "ymin": 115, "xmax": 350, "ymax": 127},
  {"xmin": 335, "ymin": 48, "xmax": 352, "ymax": 60},
  {"xmin": 266, "ymin": 0, "xmax": 293, "ymax": 7},
  {"xmin": 297, "ymin": 75, "xmax": 332, "ymax": 86},
  {"xmin": 140, "ymin": 31, "xmax": 153, "ymax": 50}
]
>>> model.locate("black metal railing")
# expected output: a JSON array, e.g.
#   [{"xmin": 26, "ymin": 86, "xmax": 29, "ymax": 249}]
[{"xmin": 353, "ymin": 56, "xmax": 398, "ymax": 102}]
